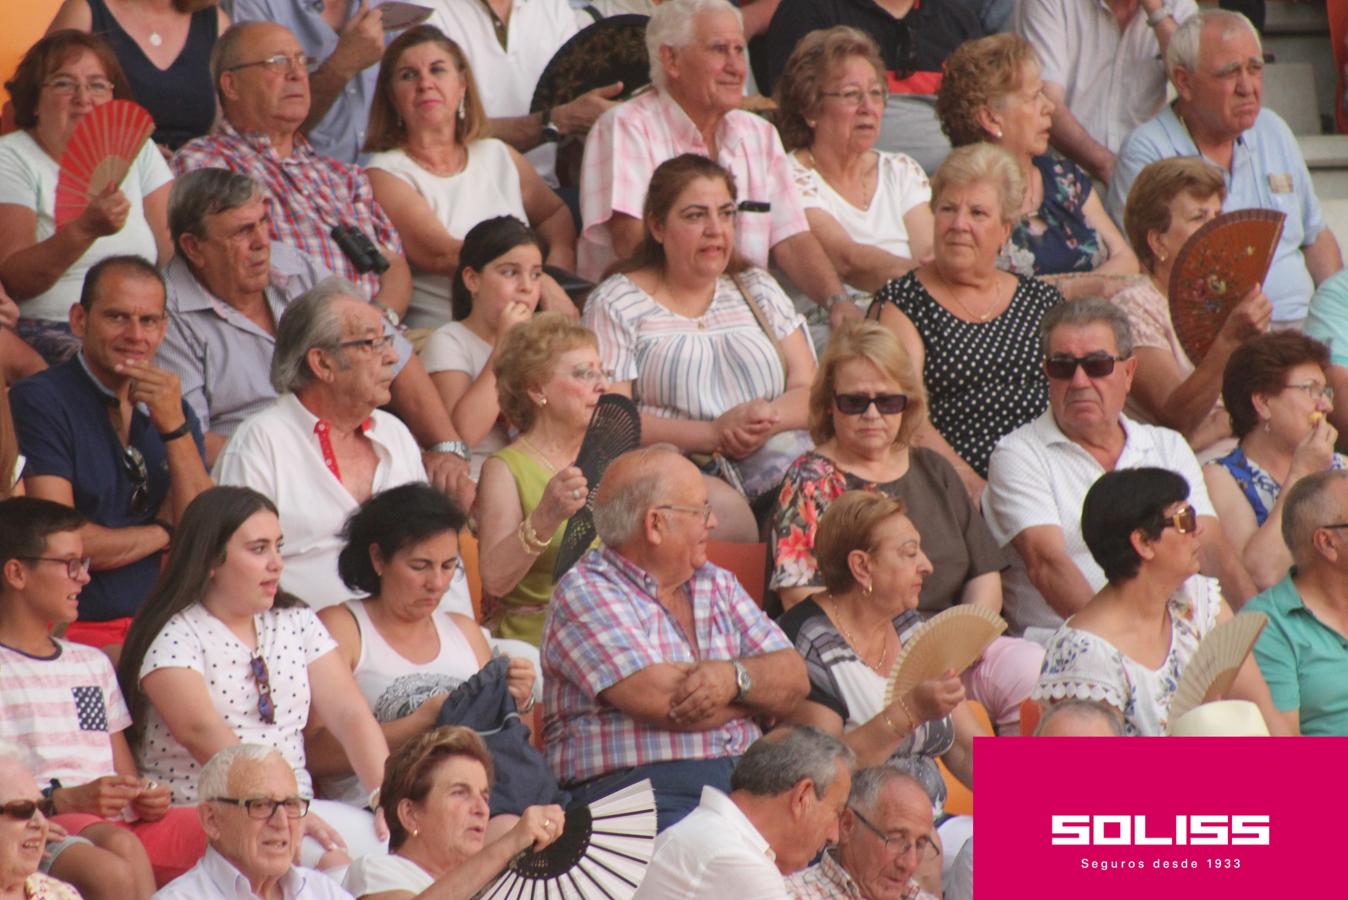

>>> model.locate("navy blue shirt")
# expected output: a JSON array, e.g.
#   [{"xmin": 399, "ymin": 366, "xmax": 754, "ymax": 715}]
[{"xmin": 10, "ymin": 357, "xmax": 205, "ymax": 621}]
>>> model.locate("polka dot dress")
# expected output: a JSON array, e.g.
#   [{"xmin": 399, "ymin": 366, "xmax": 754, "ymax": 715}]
[{"xmin": 872, "ymin": 272, "xmax": 1061, "ymax": 477}]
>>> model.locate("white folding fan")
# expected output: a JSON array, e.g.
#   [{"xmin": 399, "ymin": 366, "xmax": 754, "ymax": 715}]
[
  {"xmin": 883, "ymin": 605, "xmax": 1006, "ymax": 708},
  {"xmin": 1167, "ymin": 612, "xmax": 1268, "ymax": 728}
]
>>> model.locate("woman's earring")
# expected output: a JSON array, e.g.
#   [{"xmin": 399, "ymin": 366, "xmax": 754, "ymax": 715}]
[
  {"xmin": 457, "ymin": 96, "xmax": 465, "ymax": 120},
  {"xmin": 863, "ymin": 582, "xmax": 873, "ymax": 598},
  {"xmin": 538, "ymin": 395, "xmax": 548, "ymax": 407},
  {"xmin": 992, "ymin": 128, "xmax": 1003, "ymax": 140},
  {"xmin": 412, "ymin": 829, "xmax": 420, "ymax": 838},
  {"xmin": 1263, "ymin": 418, "xmax": 1272, "ymax": 434}
]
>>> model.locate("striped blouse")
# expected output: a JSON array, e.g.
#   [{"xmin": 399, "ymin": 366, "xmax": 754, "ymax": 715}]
[{"xmin": 582, "ymin": 267, "xmax": 809, "ymax": 422}]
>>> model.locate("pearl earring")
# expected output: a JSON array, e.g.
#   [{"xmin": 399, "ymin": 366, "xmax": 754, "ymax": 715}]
[{"xmin": 412, "ymin": 829, "xmax": 420, "ymax": 838}]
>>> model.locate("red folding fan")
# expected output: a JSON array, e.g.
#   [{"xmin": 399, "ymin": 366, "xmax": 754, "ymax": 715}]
[
  {"xmin": 1167, "ymin": 208, "xmax": 1284, "ymax": 363},
  {"xmin": 54, "ymin": 99, "xmax": 156, "ymax": 228}
]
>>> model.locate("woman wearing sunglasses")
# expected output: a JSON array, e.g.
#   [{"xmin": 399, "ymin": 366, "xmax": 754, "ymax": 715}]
[
  {"xmin": 770, "ymin": 321, "xmax": 1043, "ymax": 734},
  {"xmin": 1204, "ymin": 333, "xmax": 1344, "ymax": 591},
  {"xmin": 0, "ymin": 744, "xmax": 80, "ymax": 900},
  {"xmin": 1034, "ymin": 467, "xmax": 1285, "ymax": 736},
  {"xmin": 117, "ymin": 486, "xmax": 390, "ymax": 872}
]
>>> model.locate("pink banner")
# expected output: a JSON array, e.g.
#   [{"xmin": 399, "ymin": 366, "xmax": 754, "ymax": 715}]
[{"xmin": 976, "ymin": 737, "xmax": 1348, "ymax": 897}]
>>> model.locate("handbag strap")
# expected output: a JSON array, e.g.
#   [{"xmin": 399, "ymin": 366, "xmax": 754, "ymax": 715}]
[{"xmin": 729, "ymin": 272, "xmax": 788, "ymax": 391}]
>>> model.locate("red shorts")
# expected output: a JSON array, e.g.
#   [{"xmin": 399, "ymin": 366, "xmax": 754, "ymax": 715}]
[
  {"xmin": 62, "ymin": 618, "xmax": 132, "ymax": 650},
  {"xmin": 51, "ymin": 807, "xmax": 206, "ymax": 887}
]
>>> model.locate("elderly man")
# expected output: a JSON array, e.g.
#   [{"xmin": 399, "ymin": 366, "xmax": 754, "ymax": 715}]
[
  {"xmin": 542, "ymin": 446, "xmax": 810, "ymax": 831},
  {"xmin": 154, "ymin": 744, "xmax": 353, "ymax": 899},
  {"xmin": 172, "ymin": 21, "xmax": 413, "ymax": 322},
  {"xmin": 577, "ymin": 0, "xmax": 851, "ymax": 325},
  {"xmin": 212, "ymin": 279, "xmax": 471, "ymax": 615},
  {"xmin": 1015, "ymin": 0, "xmax": 1197, "ymax": 183},
  {"xmin": 786, "ymin": 767, "xmax": 939, "ymax": 900},
  {"xmin": 9, "ymin": 256, "xmax": 212, "ymax": 647},
  {"xmin": 1105, "ymin": 10, "xmax": 1342, "ymax": 326},
  {"xmin": 156, "ymin": 167, "xmax": 473, "ymax": 502},
  {"xmin": 983, "ymin": 298, "xmax": 1255, "ymax": 640},
  {"xmin": 1244, "ymin": 469, "xmax": 1348, "ymax": 736},
  {"xmin": 635, "ymin": 726, "xmax": 854, "ymax": 900}
]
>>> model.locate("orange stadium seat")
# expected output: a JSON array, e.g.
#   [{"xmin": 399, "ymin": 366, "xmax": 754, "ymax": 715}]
[{"xmin": 0, "ymin": 2, "xmax": 62, "ymax": 114}]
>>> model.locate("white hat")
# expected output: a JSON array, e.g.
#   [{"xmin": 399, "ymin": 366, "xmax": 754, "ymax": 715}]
[{"xmin": 1168, "ymin": 700, "xmax": 1269, "ymax": 737}]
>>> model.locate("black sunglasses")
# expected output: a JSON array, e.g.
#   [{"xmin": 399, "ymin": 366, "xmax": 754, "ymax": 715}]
[
  {"xmin": 120, "ymin": 445, "xmax": 150, "ymax": 516},
  {"xmin": 1, "ymin": 800, "xmax": 40, "ymax": 821},
  {"xmin": 1044, "ymin": 354, "xmax": 1128, "ymax": 380},
  {"xmin": 250, "ymin": 654, "xmax": 276, "ymax": 725},
  {"xmin": 834, "ymin": 393, "xmax": 909, "ymax": 415}
]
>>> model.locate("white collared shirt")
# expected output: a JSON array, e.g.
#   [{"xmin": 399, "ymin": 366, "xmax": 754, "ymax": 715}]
[
  {"xmin": 633, "ymin": 786, "xmax": 788, "ymax": 900},
  {"xmin": 983, "ymin": 410, "xmax": 1215, "ymax": 635},
  {"xmin": 152, "ymin": 846, "xmax": 354, "ymax": 899}
]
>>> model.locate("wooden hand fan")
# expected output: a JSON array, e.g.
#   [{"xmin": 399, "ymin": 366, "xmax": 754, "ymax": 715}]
[
  {"xmin": 552, "ymin": 394, "xmax": 641, "ymax": 582},
  {"xmin": 480, "ymin": 778, "xmax": 656, "ymax": 899},
  {"xmin": 1167, "ymin": 208, "xmax": 1284, "ymax": 363},
  {"xmin": 54, "ymin": 100, "xmax": 156, "ymax": 228},
  {"xmin": 883, "ymin": 605, "xmax": 1006, "ymax": 707},
  {"xmin": 1167, "ymin": 611, "xmax": 1268, "ymax": 727}
]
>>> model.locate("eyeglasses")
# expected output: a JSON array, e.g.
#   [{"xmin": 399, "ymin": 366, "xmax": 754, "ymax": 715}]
[
  {"xmin": 1161, "ymin": 504, "xmax": 1198, "ymax": 535},
  {"xmin": 209, "ymin": 796, "xmax": 310, "ymax": 819},
  {"xmin": 849, "ymin": 806, "xmax": 938, "ymax": 860},
  {"xmin": 1044, "ymin": 354, "xmax": 1129, "ymax": 380},
  {"xmin": 563, "ymin": 366, "xmax": 609, "ymax": 384},
  {"xmin": 336, "ymin": 334, "xmax": 394, "ymax": 354},
  {"xmin": 44, "ymin": 76, "xmax": 114, "ymax": 98},
  {"xmin": 834, "ymin": 393, "xmax": 909, "ymax": 416},
  {"xmin": 819, "ymin": 86, "xmax": 888, "ymax": 108},
  {"xmin": 16, "ymin": 557, "xmax": 91, "ymax": 580},
  {"xmin": 655, "ymin": 503, "xmax": 713, "ymax": 527},
  {"xmin": 120, "ymin": 445, "xmax": 151, "ymax": 516},
  {"xmin": 224, "ymin": 52, "xmax": 315, "ymax": 74},
  {"xmin": 1285, "ymin": 382, "xmax": 1335, "ymax": 402},
  {"xmin": 0, "ymin": 800, "xmax": 40, "ymax": 822},
  {"xmin": 250, "ymin": 654, "xmax": 276, "ymax": 725}
]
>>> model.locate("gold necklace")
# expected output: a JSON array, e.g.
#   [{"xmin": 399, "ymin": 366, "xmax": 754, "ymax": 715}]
[
  {"xmin": 823, "ymin": 594, "xmax": 892, "ymax": 672},
  {"xmin": 947, "ymin": 289, "xmax": 999, "ymax": 323},
  {"xmin": 806, "ymin": 149, "xmax": 874, "ymax": 211},
  {"xmin": 517, "ymin": 435, "xmax": 559, "ymax": 474}
]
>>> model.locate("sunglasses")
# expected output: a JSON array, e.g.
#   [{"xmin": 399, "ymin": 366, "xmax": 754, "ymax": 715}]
[
  {"xmin": 1162, "ymin": 504, "xmax": 1198, "ymax": 535},
  {"xmin": 1044, "ymin": 354, "xmax": 1128, "ymax": 380},
  {"xmin": 250, "ymin": 654, "xmax": 276, "ymax": 725},
  {"xmin": 120, "ymin": 445, "xmax": 150, "ymax": 516},
  {"xmin": 1, "ymin": 800, "xmax": 40, "ymax": 821},
  {"xmin": 834, "ymin": 393, "xmax": 909, "ymax": 415}
]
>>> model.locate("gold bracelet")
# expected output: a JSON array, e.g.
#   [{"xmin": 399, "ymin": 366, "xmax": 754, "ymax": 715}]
[
  {"xmin": 897, "ymin": 695, "xmax": 917, "ymax": 730},
  {"xmin": 881, "ymin": 710, "xmax": 905, "ymax": 737},
  {"xmin": 517, "ymin": 518, "xmax": 549, "ymax": 555}
]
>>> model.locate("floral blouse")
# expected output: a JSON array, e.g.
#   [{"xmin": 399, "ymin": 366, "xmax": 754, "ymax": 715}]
[
  {"xmin": 999, "ymin": 153, "xmax": 1106, "ymax": 277},
  {"xmin": 1033, "ymin": 576, "xmax": 1223, "ymax": 735}
]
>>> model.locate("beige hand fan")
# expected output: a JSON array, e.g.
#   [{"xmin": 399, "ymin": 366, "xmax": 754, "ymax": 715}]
[
  {"xmin": 54, "ymin": 99, "xmax": 156, "ymax": 228},
  {"xmin": 1167, "ymin": 612, "xmax": 1268, "ymax": 728},
  {"xmin": 1167, "ymin": 208, "xmax": 1284, "ymax": 364},
  {"xmin": 883, "ymin": 605, "xmax": 1006, "ymax": 707}
]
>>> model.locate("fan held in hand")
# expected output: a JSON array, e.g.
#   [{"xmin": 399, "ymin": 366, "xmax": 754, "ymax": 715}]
[
  {"xmin": 54, "ymin": 99, "xmax": 156, "ymax": 229},
  {"xmin": 884, "ymin": 605, "xmax": 1006, "ymax": 708},
  {"xmin": 1167, "ymin": 611, "xmax": 1268, "ymax": 727}
]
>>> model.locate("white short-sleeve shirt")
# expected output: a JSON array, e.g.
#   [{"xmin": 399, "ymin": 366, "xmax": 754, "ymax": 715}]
[
  {"xmin": 342, "ymin": 853, "xmax": 434, "ymax": 896},
  {"xmin": 420, "ymin": 321, "xmax": 506, "ymax": 477}
]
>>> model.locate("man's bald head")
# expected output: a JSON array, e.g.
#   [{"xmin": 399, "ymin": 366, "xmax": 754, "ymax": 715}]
[{"xmin": 592, "ymin": 446, "xmax": 696, "ymax": 548}]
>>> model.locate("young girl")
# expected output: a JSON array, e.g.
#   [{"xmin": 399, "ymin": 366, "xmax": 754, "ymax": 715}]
[{"xmin": 421, "ymin": 217, "xmax": 544, "ymax": 477}]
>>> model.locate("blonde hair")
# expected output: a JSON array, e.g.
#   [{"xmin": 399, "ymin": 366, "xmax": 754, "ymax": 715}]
[
  {"xmin": 1122, "ymin": 157, "xmax": 1226, "ymax": 271},
  {"xmin": 493, "ymin": 313, "xmax": 598, "ymax": 431},
  {"xmin": 814, "ymin": 491, "xmax": 907, "ymax": 594},
  {"xmin": 929, "ymin": 142, "xmax": 1025, "ymax": 225},
  {"xmin": 808, "ymin": 322, "xmax": 927, "ymax": 448}
]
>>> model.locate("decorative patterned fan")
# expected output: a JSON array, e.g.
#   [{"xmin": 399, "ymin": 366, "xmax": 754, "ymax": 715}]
[
  {"xmin": 1167, "ymin": 612, "xmax": 1268, "ymax": 727},
  {"xmin": 480, "ymin": 779, "xmax": 656, "ymax": 899},
  {"xmin": 529, "ymin": 15, "xmax": 651, "ymax": 115},
  {"xmin": 552, "ymin": 394, "xmax": 641, "ymax": 582},
  {"xmin": 883, "ymin": 606, "xmax": 1006, "ymax": 707},
  {"xmin": 54, "ymin": 100, "xmax": 155, "ymax": 228},
  {"xmin": 1167, "ymin": 209, "xmax": 1284, "ymax": 363}
]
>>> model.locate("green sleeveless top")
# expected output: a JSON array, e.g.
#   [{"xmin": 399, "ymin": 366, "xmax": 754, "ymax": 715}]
[{"xmin": 487, "ymin": 444, "xmax": 564, "ymax": 645}]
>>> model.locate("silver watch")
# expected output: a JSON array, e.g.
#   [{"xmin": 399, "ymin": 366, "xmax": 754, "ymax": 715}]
[
  {"xmin": 732, "ymin": 659, "xmax": 752, "ymax": 702},
  {"xmin": 1146, "ymin": 3, "xmax": 1173, "ymax": 26},
  {"xmin": 427, "ymin": 440, "xmax": 470, "ymax": 461}
]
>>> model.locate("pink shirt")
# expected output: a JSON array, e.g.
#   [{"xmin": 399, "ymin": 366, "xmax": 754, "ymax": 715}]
[{"xmin": 578, "ymin": 89, "xmax": 809, "ymax": 280}]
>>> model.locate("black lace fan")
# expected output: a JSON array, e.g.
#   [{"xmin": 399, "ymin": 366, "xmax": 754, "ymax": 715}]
[
  {"xmin": 552, "ymin": 394, "xmax": 642, "ymax": 581},
  {"xmin": 479, "ymin": 779, "xmax": 656, "ymax": 899}
]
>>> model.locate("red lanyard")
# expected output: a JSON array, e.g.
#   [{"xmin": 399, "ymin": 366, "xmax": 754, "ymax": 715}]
[{"xmin": 313, "ymin": 418, "xmax": 372, "ymax": 481}]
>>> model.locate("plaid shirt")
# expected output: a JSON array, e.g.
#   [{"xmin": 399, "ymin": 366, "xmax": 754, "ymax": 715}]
[
  {"xmin": 542, "ymin": 546, "xmax": 792, "ymax": 784},
  {"xmin": 785, "ymin": 849, "xmax": 936, "ymax": 900},
  {"xmin": 172, "ymin": 122, "xmax": 401, "ymax": 298}
]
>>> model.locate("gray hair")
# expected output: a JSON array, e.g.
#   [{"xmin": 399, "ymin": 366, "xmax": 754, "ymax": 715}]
[
  {"xmin": 1281, "ymin": 469, "xmax": 1348, "ymax": 565},
  {"xmin": 199, "ymin": 744, "xmax": 289, "ymax": 802},
  {"xmin": 1165, "ymin": 10, "xmax": 1261, "ymax": 81},
  {"xmin": 730, "ymin": 725, "xmax": 856, "ymax": 800},
  {"xmin": 168, "ymin": 168, "xmax": 262, "ymax": 249},
  {"xmin": 270, "ymin": 277, "xmax": 361, "ymax": 394},
  {"xmin": 1035, "ymin": 699, "xmax": 1125, "ymax": 736},
  {"xmin": 646, "ymin": 0, "xmax": 743, "ymax": 93},
  {"xmin": 210, "ymin": 21, "xmax": 266, "ymax": 102},
  {"xmin": 1039, "ymin": 297, "xmax": 1134, "ymax": 359},
  {"xmin": 592, "ymin": 446, "xmax": 679, "ymax": 548},
  {"xmin": 846, "ymin": 766, "xmax": 929, "ymax": 817}
]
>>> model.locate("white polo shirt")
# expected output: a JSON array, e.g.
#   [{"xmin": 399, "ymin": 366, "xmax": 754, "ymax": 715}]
[
  {"xmin": 633, "ymin": 787, "xmax": 787, "ymax": 900},
  {"xmin": 983, "ymin": 410, "xmax": 1215, "ymax": 636}
]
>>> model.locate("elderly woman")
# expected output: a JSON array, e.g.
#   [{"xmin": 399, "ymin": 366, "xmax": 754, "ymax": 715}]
[
  {"xmin": 365, "ymin": 25, "xmax": 576, "ymax": 330},
  {"xmin": 311, "ymin": 483, "xmax": 536, "ymax": 806},
  {"xmin": 1115, "ymin": 158, "xmax": 1272, "ymax": 452},
  {"xmin": 779, "ymin": 491, "xmax": 978, "ymax": 814},
  {"xmin": 584, "ymin": 153, "xmax": 818, "ymax": 539},
  {"xmin": 0, "ymin": 29, "xmax": 173, "ymax": 363},
  {"xmin": 770, "ymin": 322, "xmax": 1041, "ymax": 734},
  {"xmin": 937, "ymin": 34, "xmax": 1136, "ymax": 291},
  {"xmin": 0, "ymin": 743, "xmax": 81, "ymax": 900},
  {"xmin": 772, "ymin": 28, "xmax": 933, "ymax": 321},
  {"xmin": 423, "ymin": 217, "xmax": 544, "ymax": 478},
  {"xmin": 116, "ymin": 487, "xmax": 390, "ymax": 868},
  {"xmin": 869, "ymin": 142, "xmax": 1063, "ymax": 495},
  {"xmin": 343, "ymin": 726, "xmax": 564, "ymax": 899},
  {"xmin": 474, "ymin": 313, "xmax": 604, "ymax": 644},
  {"xmin": 1204, "ymin": 333, "xmax": 1344, "ymax": 590},
  {"xmin": 1035, "ymin": 468, "xmax": 1285, "ymax": 736}
]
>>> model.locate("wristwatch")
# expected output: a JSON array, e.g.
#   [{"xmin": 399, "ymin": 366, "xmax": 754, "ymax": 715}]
[
  {"xmin": 427, "ymin": 440, "xmax": 471, "ymax": 461},
  {"xmin": 371, "ymin": 301, "xmax": 401, "ymax": 328},
  {"xmin": 540, "ymin": 108, "xmax": 562, "ymax": 144},
  {"xmin": 1146, "ymin": 2, "xmax": 1173, "ymax": 26},
  {"xmin": 732, "ymin": 659, "xmax": 752, "ymax": 703}
]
